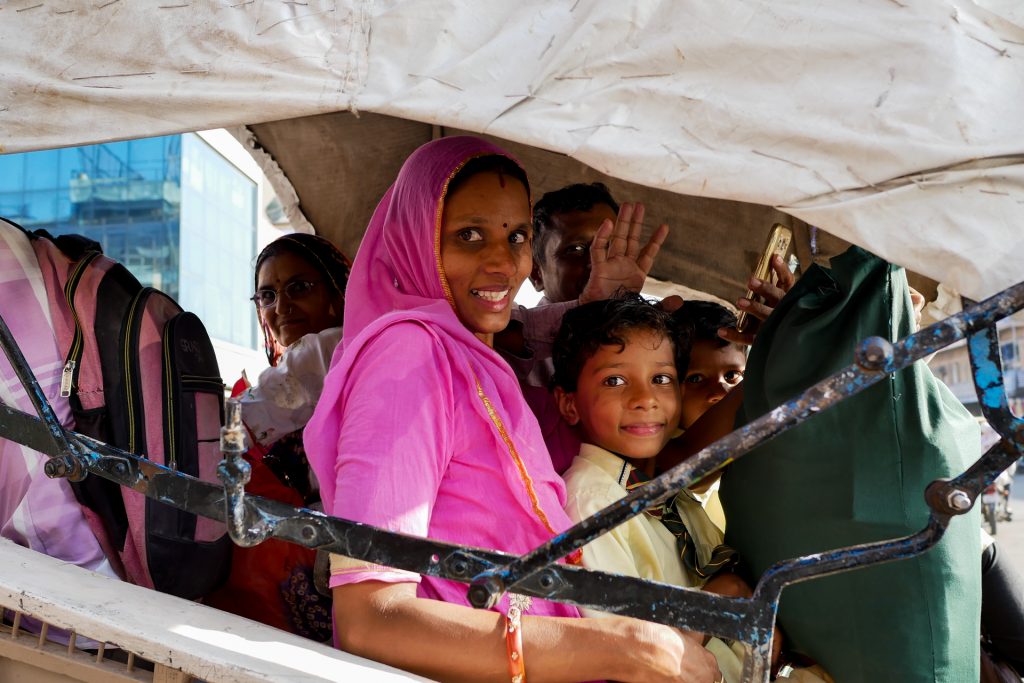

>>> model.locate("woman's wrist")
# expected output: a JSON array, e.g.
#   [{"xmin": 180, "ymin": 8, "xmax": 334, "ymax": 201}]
[
  {"xmin": 515, "ymin": 614, "xmax": 643, "ymax": 682},
  {"xmin": 616, "ymin": 617, "xmax": 679, "ymax": 681},
  {"xmin": 607, "ymin": 617, "xmax": 718, "ymax": 683},
  {"xmin": 580, "ymin": 615, "xmax": 680, "ymax": 683}
]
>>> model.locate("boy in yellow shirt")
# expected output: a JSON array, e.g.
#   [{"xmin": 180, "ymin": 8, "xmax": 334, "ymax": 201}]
[
  {"xmin": 553, "ymin": 295, "xmax": 752, "ymax": 678},
  {"xmin": 553, "ymin": 295, "xmax": 830, "ymax": 683}
]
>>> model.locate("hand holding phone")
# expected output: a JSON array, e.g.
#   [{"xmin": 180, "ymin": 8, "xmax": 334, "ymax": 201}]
[{"xmin": 735, "ymin": 224, "xmax": 793, "ymax": 334}]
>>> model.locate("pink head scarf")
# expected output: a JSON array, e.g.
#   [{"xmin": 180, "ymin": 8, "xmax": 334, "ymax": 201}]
[
  {"xmin": 307, "ymin": 135, "xmax": 575, "ymax": 550},
  {"xmin": 338, "ymin": 136, "xmax": 499, "ymax": 340}
]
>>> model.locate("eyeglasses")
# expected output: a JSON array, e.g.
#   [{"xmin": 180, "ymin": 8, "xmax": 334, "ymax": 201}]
[{"xmin": 250, "ymin": 279, "xmax": 320, "ymax": 309}]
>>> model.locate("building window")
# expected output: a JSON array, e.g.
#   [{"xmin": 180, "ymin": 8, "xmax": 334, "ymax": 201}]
[
  {"xmin": 0, "ymin": 134, "xmax": 258, "ymax": 350},
  {"xmin": 178, "ymin": 134, "xmax": 257, "ymax": 350}
]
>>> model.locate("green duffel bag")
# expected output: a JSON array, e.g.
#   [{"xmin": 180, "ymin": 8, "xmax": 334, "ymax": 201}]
[{"xmin": 721, "ymin": 246, "xmax": 981, "ymax": 682}]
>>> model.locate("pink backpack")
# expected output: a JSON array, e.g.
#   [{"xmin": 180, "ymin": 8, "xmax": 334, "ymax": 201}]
[{"xmin": 25, "ymin": 223, "xmax": 231, "ymax": 599}]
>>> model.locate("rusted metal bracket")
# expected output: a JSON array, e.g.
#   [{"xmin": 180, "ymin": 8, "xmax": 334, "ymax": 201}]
[
  {"xmin": 216, "ymin": 399, "xmax": 275, "ymax": 548},
  {"xmin": 1, "ymin": 279, "xmax": 1022, "ymax": 683}
]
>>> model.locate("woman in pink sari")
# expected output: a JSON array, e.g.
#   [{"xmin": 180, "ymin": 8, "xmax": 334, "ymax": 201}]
[{"xmin": 305, "ymin": 136, "xmax": 719, "ymax": 682}]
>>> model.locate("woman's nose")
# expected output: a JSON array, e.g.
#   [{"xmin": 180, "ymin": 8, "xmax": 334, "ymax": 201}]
[
  {"xmin": 482, "ymin": 241, "xmax": 518, "ymax": 276},
  {"xmin": 272, "ymin": 293, "xmax": 293, "ymax": 315}
]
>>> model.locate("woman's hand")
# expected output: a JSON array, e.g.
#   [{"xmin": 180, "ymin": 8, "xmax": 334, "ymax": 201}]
[
  {"xmin": 579, "ymin": 202, "xmax": 669, "ymax": 304},
  {"xmin": 621, "ymin": 620, "xmax": 722, "ymax": 683},
  {"xmin": 909, "ymin": 286, "xmax": 926, "ymax": 331},
  {"xmin": 718, "ymin": 254, "xmax": 795, "ymax": 346}
]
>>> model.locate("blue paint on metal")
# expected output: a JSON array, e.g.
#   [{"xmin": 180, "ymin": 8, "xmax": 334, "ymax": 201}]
[{"xmin": 969, "ymin": 334, "xmax": 1007, "ymax": 410}]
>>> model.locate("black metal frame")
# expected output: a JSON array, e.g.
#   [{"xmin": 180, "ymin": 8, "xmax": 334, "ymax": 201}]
[{"xmin": 1, "ymin": 280, "xmax": 1022, "ymax": 682}]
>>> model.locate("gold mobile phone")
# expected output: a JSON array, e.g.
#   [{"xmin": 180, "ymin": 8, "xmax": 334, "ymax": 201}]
[{"xmin": 735, "ymin": 224, "xmax": 793, "ymax": 333}]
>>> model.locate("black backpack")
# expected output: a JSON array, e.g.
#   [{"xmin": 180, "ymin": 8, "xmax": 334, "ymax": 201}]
[{"xmin": 21, "ymin": 219, "xmax": 231, "ymax": 599}]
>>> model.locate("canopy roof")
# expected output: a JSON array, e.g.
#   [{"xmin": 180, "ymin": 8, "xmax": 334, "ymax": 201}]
[{"xmin": 2, "ymin": 0, "xmax": 1022, "ymax": 299}]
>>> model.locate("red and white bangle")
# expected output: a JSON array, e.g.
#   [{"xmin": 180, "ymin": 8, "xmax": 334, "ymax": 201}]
[{"xmin": 505, "ymin": 594, "xmax": 531, "ymax": 683}]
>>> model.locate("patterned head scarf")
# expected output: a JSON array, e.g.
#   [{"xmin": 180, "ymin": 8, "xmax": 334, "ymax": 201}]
[{"xmin": 253, "ymin": 233, "xmax": 352, "ymax": 365}]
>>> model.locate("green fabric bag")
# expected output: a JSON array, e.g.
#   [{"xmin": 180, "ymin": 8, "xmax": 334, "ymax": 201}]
[{"xmin": 721, "ymin": 247, "xmax": 981, "ymax": 682}]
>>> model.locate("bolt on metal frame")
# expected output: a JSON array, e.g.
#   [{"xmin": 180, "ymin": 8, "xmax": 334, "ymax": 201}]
[{"xmin": 0, "ymin": 280, "xmax": 1022, "ymax": 682}]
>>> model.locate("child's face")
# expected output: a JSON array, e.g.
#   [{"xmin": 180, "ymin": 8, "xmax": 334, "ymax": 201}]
[
  {"xmin": 680, "ymin": 339, "xmax": 746, "ymax": 428},
  {"xmin": 556, "ymin": 329, "xmax": 681, "ymax": 459}
]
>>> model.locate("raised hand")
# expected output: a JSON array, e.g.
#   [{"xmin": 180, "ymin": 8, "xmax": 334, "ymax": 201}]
[
  {"xmin": 578, "ymin": 202, "xmax": 669, "ymax": 304},
  {"xmin": 718, "ymin": 253, "xmax": 795, "ymax": 346}
]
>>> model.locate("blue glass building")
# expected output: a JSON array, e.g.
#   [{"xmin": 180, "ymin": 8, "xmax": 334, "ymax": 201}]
[{"xmin": 0, "ymin": 134, "xmax": 258, "ymax": 351}]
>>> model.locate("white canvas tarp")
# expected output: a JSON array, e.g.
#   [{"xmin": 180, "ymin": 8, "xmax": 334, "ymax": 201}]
[{"xmin": 1, "ymin": 0, "xmax": 1022, "ymax": 299}]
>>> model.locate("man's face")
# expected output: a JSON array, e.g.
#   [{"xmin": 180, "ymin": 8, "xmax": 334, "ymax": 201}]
[{"xmin": 530, "ymin": 204, "xmax": 617, "ymax": 303}]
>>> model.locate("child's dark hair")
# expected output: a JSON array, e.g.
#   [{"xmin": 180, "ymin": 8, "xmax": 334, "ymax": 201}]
[
  {"xmin": 672, "ymin": 300, "xmax": 737, "ymax": 348},
  {"xmin": 552, "ymin": 293, "xmax": 692, "ymax": 392},
  {"xmin": 532, "ymin": 183, "xmax": 619, "ymax": 263}
]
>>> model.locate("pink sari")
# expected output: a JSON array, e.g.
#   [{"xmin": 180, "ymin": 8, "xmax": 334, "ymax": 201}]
[{"xmin": 305, "ymin": 136, "xmax": 580, "ymax": 619}]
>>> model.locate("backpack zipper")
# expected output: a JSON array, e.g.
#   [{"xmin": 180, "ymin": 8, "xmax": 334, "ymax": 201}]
[
  {"xmin": 124, "ymin": 288, "xmax": 152, "ymax": 454},
  {"xmin": 60, "ymin": 252, "xmax": 101, "ymax": 398},
  {"xmin": 59, "ymin": 360, "xmax": 76, "ymax": 398},
  {"xmin": 163, "ymin": 328, "xmax": 176, "ymax": 470}
]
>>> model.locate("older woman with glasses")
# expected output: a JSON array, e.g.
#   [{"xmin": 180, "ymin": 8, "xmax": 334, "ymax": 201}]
[
  {"xmin": 206, "ymin": 233, "xmax": 352, "ymax": 641},
  {"xmin": 251, "ymin": 234, "xmax": 350, "ymax": 361},
  {"xmin": 240, "ymin": 233, "xmax": 352, "ymax": 446}
]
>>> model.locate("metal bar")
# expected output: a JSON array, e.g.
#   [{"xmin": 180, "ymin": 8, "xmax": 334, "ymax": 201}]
[
  {"xmin": 917, "ymin": 321, "xmax": 1024, "ymax": 519},
  {"xmin": 740, "ymin": 641, "xmax": 772, "ymax": 683},
  {"xmin": 0, "ymin": 369, "xmax": 1015, "ymax": 650},
  {"xmin": 0, "ymin": 403, "xmax": 65, "ymax": 455},
  {"xmin": 0, "ymin": 312, "xmax": 81, "ymax": 473},
  {"xmin": 753, "ymin": 519, "xmax": 945, "ymax": 607},
  {"xmin": 0, "ymin": 413, "xmax": 768, "ymax": 640},
  {"xmin": 0, "ymin": 393, "xmax": 769, "ymax": 639},
  {"xmin": 466, "ymin": 280, "xmax": 1024, "ymax": 609},
  {"xmin": 735, "ymin": 519, "xmax": 948, "ymax": 682},
  {"xmin": 966, "ymin": 312, "xmax": 1024, "ymax": 441}
]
